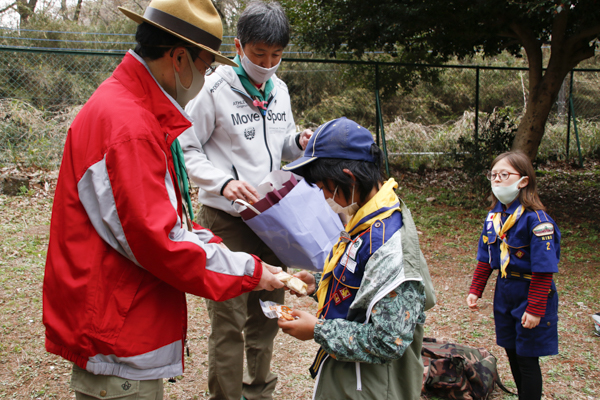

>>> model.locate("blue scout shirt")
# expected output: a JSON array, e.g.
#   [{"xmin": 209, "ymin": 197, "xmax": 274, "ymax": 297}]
[
  {"xmin": 322, "ymin": 211, "xmax": 403, "ymax": 321},
  {"xmin": 476, "ymin": 199, "xmax": 560, "ymax": 274}
]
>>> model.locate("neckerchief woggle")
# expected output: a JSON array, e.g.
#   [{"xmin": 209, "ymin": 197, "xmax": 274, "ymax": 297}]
[
  {"xmin": 492, "ymin": 204, "xmax": 524, "ymax": 278},
  {"xmin": 316, "ymin": 178, "xmax": 402, "ymax": 317}
]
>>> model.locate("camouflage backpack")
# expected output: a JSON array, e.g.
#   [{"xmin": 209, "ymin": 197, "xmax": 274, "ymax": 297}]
[{"xmin": 421, "ymin": 338, "xmax": 514, "ymax": 400}]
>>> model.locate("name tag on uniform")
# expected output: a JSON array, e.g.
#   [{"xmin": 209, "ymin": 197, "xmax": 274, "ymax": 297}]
[
  {"xmin": 343, "ymin": 237, "xmax": 363, "ymax": 273},
  {"xmin": 348, "ymin": 237, "xmax": 362, "ymax": 259},
  {"xmin": 340, "ymin": 253, "xmax": 357, "ymax": 273}
]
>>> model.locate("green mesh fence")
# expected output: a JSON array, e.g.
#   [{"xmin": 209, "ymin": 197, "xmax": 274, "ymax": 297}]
[{"xmin": 0, "ymin": 47, "xmax": 598, "ymax": 169}]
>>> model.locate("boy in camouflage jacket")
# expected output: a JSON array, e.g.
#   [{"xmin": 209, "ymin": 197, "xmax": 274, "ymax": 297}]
[{"xmin": 279, "ymin": 117, "xmax": 436, "ymax": 399}]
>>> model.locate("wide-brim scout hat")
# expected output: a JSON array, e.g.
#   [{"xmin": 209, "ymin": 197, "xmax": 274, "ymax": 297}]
[
  {"xmin": 283, "ymin": 117, "xmax": 377, "ymax": 172},
  {"xmin": 119, "ymin": 0, "xmax": 237, "ymax": 67}
]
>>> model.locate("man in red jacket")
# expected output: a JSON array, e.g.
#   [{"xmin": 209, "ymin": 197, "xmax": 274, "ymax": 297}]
[{"xmin": 42, "ymin": 0, "xmax": 283, "ymax": 398}]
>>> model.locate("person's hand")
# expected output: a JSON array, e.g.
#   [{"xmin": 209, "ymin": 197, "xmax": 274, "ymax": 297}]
[
  {"xmin": 466, "ymin": 293, "xmax": 480, "ymax": 311},
  {"xmin": 289, "ymin": 270, "xmax": 317, "ymax": 296},
  {"xmin": 278, "ymin": 309, "xmax": 318, "ymax": 340},
  {"xmin": 223, "ymin": 180, "xmax": 260, "ymax": 204},
  {"xmin": 521, "ymin": 312, "xmax": 541, "ymax": 329},
  {"xmin": 298, "ymin": 129, "xmax": 313, "ymax": 150},
  {"xmin": 253, "ymin": 262, "xmax": 284, "ymax": 291}
]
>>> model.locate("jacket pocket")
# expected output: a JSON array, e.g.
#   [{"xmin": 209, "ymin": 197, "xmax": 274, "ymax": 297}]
[
  {"xmin": 90, "ymin": 263, "xmax": 145, "ymax": 345},
  {"xmin": 71, "ymin": 364, "xmax": 140, "ymax": 399}
]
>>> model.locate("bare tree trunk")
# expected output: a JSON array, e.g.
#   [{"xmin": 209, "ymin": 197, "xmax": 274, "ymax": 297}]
[
  {"xmin": 509, "ymin": 7, "xmax": 599, "ymax": 161},
  {"xmin": 60, "ymin": 0, "xmax": 69, "ymax": 20},
  {"xmin": 512, "ymin": 72, "xmax": 565, "ymax": 160},
  {"xmin": 73, "ymin": 0, "xmax": 83, "ymax": 22},
  {"xmin": 16, "ymin": 0, "xmax": 37, "ymax": 25}
]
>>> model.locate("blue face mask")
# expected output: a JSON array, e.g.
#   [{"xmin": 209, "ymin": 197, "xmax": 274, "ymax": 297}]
[{"xmin": 492, "ymin": 177, "xmax": 525, "ymax": 205}]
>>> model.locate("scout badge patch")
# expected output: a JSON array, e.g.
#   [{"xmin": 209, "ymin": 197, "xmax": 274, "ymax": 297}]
[{"xmin": 533, "ymin": 222, "xmax": 554, "ymax": 237}]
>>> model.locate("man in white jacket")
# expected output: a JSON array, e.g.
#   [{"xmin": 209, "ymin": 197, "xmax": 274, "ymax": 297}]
[{"xmin": 178, "ymin": 2, "xmax": 311, "ymax": 399}]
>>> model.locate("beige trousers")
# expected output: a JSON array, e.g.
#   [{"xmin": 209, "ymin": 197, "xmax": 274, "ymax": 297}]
[
  {"xmin": 198, "ymin": 205, "xmax": 285, "ymax": 400},
  {"xmin": 70, "ymin": 364, "xmax": 163, "ymax": 400}
]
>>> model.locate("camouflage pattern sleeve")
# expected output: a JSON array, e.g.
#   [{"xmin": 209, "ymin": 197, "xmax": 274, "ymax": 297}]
[
  {"xmin": 313, "ymin": 280, "xmax": 426, "ymax": 364},
  {"xmin": 310, "ymin": 272, "xmax": 322, "ymax": 302}
]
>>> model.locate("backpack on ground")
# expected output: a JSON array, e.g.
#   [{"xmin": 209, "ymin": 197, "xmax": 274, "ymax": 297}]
[{"xmin": 421, "ymin": 337, "xmax": 515, "ymax": 400}]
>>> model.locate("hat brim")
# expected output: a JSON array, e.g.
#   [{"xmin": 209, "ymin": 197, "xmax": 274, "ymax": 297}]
[
  {"xmin": 282, "ymin": 156, "xmax": 317, "ymax": 172},
  {"xmin": 119, "ymin": 7, "xmax": 237, "ymax": 67}
]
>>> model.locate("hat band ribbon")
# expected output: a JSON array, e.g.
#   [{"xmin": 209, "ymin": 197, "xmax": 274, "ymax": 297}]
[{"xmin": 143, "ymin": 7, "xmax": 222, "ymax": 51}]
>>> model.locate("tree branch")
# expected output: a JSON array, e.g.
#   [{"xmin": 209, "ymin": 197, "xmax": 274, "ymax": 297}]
[
  {"xmin": 497, "ymin": 29, "xmax": 519, "ymax": 40},
  {"xmin": 0, "ymin": 1, "xmax": 16, "ymax": 13},
  {"xmin": 550, "ymin": 4, "xmax": 569, "ymax": 47},
  {"xmin": 509, "ymin": 21, "xmax": 543, "ymax": 87},
  {"xmin": 566, "ymin": 40, "xmax": 596, "ymax": 69},
  {"xmin": 566, "ymin": 25, "xmax": 600, "ymax": 47}
]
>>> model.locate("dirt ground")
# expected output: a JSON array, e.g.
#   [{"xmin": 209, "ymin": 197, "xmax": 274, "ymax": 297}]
[{"xmin": 0, "ymin": 162, "xmax": 599, "ymax": 399}]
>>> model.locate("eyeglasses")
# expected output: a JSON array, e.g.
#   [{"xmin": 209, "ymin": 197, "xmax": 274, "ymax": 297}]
[
  {"xmin": 170, "ymin": 47, "xmax": 218, "ymax": 75},
  {"xmin": 197, "ymin": 57, "xmax": 217, "ymax": 76},
  {"xmin": 486, "ymin": 171, "xmax": 521, "ymax": 181}
]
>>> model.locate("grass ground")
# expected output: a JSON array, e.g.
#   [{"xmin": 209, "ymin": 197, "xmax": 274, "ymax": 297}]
[{"xmin": 0, "ymin": 161, "xmax": 599, "ymax": 399}]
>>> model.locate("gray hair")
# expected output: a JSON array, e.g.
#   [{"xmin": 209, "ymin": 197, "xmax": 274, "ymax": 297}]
[{"xmin": 237, "ymin": 1, "xmax": 290, "ymax": 48}]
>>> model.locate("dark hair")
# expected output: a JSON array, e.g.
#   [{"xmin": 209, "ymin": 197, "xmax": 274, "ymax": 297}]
[
  {"xmin": 134, "ymin": 22, "xmax": 201, "ymax": 60},
  {"xmin": 237, "ymin": 1, "xmax": 290, "ymax": 48},
  {"xmin": 490, "ymin": 151, "xmax": 545, "ymax": 211},
  {"xmin": 301, "ymin": 144, "xmax": 385, "ymax": 204}
]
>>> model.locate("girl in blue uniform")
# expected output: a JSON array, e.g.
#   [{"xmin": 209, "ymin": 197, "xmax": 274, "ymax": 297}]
[{"xmin": 467, "ymin": 151, "xmax": 560, "ymax": 400}]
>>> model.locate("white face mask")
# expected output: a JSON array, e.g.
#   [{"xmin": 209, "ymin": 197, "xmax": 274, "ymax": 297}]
[
  {"xmin": 326, "ymin": 186, "xmax": 360, "ymax": 217},
  {"xmin": 173, "ymin": 49, "xmax": 205, "ymax": 108},
  {"xmin": 240, "ymin": 45, "xmax": 281, "ymax": 84},
  {"xmin": 492, "ymin": 177, "xmax": 525, "ymax": 205}
]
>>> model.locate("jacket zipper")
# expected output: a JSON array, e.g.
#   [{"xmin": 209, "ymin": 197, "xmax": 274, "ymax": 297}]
[{"xmin": 231, "ymin": 87, "xmax": 274, "ymax": 172}]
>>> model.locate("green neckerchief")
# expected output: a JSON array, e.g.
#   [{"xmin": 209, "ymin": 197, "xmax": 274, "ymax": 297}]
[
  {"xmin": 170, "ymin": 138, "xmax": 194, "ymax": 223},
  {"xmin": 233, "ymin": 54, "xmax": 274, "ymax": 103}
]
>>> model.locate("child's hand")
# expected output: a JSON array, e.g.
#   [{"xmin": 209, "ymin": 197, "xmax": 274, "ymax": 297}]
[
  {"xmin": 466, "ymin": 294, "xmax": 480, "ymax": 311},
  {"xmin": 292, "ymin": 271, "xmax": 317, "ymax": 296},
  {"xmin": 521, "ymin": 312, "xmax": 541, "ymax": 329},
  {"xmin": 278, "ymin": 309, "xmax": 318, "ymax": 340}
]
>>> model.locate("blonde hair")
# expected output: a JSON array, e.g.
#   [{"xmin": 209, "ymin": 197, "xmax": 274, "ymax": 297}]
[{"xmin": 489, "ymin": 151, "xmax": 545, "ymax": 211}]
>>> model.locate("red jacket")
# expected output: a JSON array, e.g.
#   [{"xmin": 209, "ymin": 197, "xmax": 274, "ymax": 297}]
[{"xmin": 43, "ymin": 51, "xmax": 262, "ymax": 380}]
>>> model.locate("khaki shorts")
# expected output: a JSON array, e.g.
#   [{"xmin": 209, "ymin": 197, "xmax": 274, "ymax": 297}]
[{"xmin": 70, "ymin": 364, "xmax": 163, "ymax": 400}]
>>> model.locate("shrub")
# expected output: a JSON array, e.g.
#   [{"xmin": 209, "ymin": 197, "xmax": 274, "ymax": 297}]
[{"xmin": 454, "ymin": 108, "xmax": 518, "ymax": 194}]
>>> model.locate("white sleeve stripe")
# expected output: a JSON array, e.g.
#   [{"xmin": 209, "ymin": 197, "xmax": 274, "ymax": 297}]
[
  {"xmin": 77, "ymin": 156, "xmax": 142, "ymax": 268},
  {"xmin": 162, "ymin": 156, "xmax": 256, "ymax": 278}
]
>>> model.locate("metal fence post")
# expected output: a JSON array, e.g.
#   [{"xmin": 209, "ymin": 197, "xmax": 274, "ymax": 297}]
[
  {"xmin": 566, "ymin": 70, "xmax": 574, "ymax": 159},
  {"xmin": 475, "ymin": 67, "xmax": 480, "ymax": 147},
  {"xmin": 374, "ymin": 64, "xmax": 380, "ymax": 147},
  {"xmin": 568, "ymin": 80, "xmax": 584, "ymax": 167},
  {"xmin": 374, "ymin": 63, "xmax": 390, "ymax": 176}
]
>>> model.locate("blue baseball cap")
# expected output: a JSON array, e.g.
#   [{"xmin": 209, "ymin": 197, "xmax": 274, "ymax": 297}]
[{"xmin": 283, "ymin": 117, "xmax": 376, "ymax": 172}]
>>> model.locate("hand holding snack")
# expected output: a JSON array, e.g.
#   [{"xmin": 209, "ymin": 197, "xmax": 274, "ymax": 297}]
[
  {"xmin": 278, "ymin": 309, "xmax": 318, "ymax": 341},
  {"xmin": 253, "ymin": 262, "xmax": 284, "ymax": 291},
  {"xmin": 260, "ymin": 300, "xmax": 296, "ymax": 321},
  {"xmin": 292, "ymin": 270, "xmax": 316, "ymax": 296},
  {"xmin": 273, "ymin": 271, "xmax": 308, "ymax": 296}
]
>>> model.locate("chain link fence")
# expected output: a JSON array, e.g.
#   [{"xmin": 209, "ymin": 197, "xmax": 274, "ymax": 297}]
[{"xmin": 1, "ymin": 47, "xmax": 599, "ymax": 169}]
